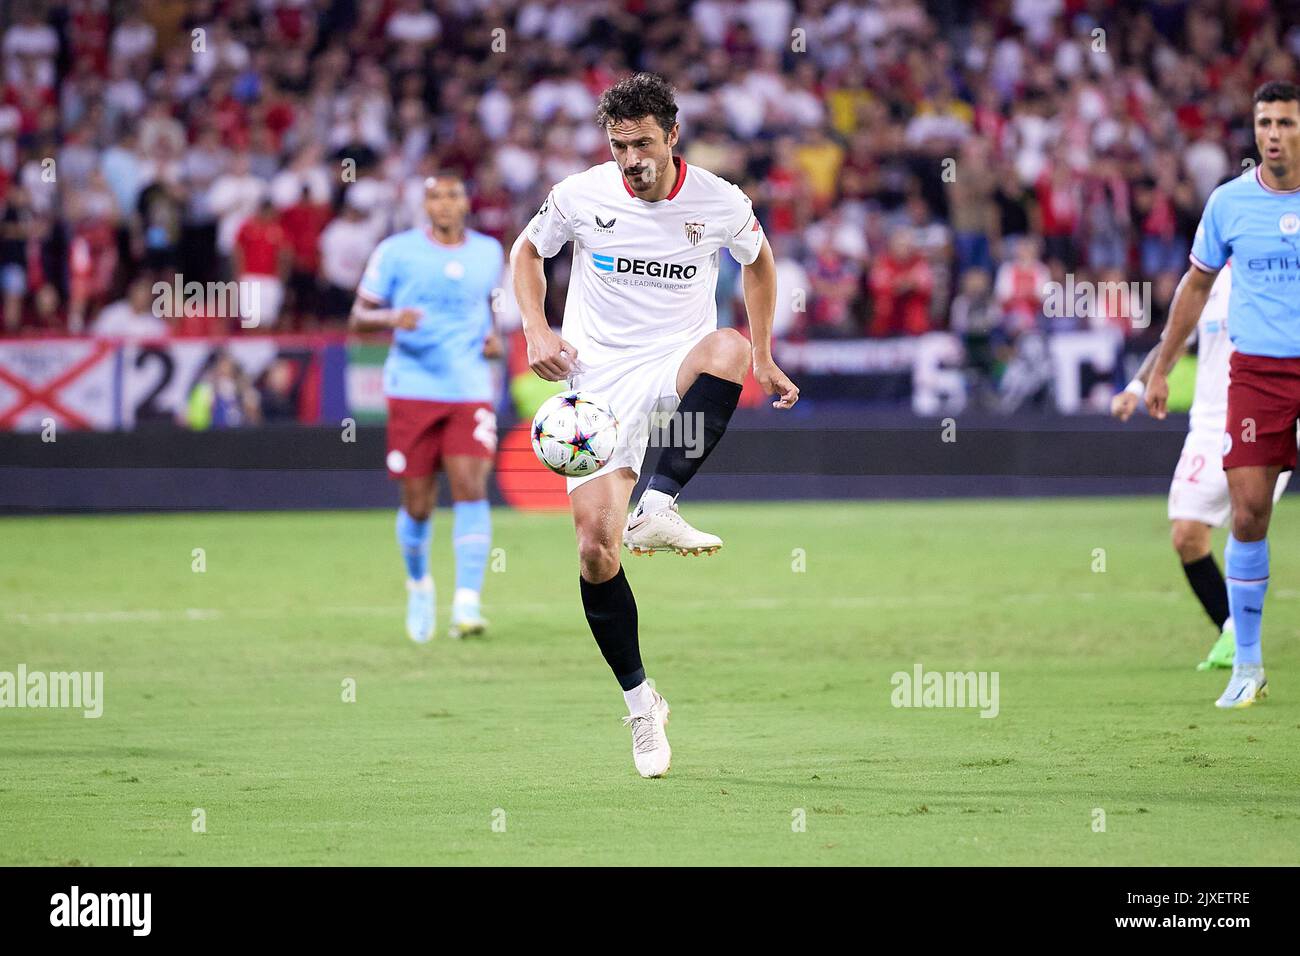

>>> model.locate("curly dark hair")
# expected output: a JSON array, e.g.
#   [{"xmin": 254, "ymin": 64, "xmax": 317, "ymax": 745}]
[{"xmin": 595, "ymin": 73, "xmax": 678, "ymax": 139}]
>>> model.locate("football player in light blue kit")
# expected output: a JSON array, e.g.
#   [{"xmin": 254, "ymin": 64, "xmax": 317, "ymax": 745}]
[
  {"xmin": 350, "ymin": 172, "xmax": 504, "ymax": 642},
  {"xmin": 1148, "ymin": 81, "xmax": 1300, "ymax": 708}
]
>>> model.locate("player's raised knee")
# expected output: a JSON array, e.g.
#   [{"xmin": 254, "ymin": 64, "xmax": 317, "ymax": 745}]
[{"xmin": 700, "ymin": 328, "xmax": 750, "ymax": 379}]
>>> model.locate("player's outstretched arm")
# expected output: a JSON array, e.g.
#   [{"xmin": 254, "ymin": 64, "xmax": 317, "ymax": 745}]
[
  {"xmin": 1112, "ymin": 337, "xmax": 1188, "ymax": 422},
  {"xmin": 1146, "ymin": 266, "xmax": 1215, "ymax": 419},
  {"xmin": 348, "ymin": 291, "xmax": 419, "ymax": 333},
  {"xmin": 510, "ymin": 232, "xmax": 577, "ymax": 382},
  {"xmin": 743, "ymin": 236, "xmax": 799, "ymax": 409}
]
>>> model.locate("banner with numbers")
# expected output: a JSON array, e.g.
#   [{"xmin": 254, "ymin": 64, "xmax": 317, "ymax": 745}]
[
  {"xmin": 0, "ymin": 329, "xmax": 1133, "ymax": 432},
  {"xmin": 0, "ymin": 337, "xmax": 352, "ymax": 432}
]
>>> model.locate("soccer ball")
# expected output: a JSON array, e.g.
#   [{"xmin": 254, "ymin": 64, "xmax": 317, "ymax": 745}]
[{"xmin": 531, "ymin": 390, "xmax": 620, "ymax": 477}]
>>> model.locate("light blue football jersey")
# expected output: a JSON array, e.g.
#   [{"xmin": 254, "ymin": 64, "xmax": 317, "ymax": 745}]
[
  {"xmin": 359, "ymin": 228, "xmax": 503, "ymax": 401},
  {"xmin": 1191, "ymin": 167, "xmax": 1300, "ymax": 358}
]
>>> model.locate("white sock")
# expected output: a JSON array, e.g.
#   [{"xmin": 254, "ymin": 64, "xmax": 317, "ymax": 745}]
[
  {"xmin": 453, "ymin": 587, "xmax": 479, "ymax": 607},
  {"xmin": 637, "ymin": 489, "xmax": 674, "ymax": 516},
  {"xmin": 1222, "ymin": 616, "xmax": 1234, "ymax": 634},
  {"xmin": 407, "ymin": 575, "xmax": 433, "ymax": 593},
  {"xmin": 623, "ymin": 680, "xmax": 656, "ymax": 715}
]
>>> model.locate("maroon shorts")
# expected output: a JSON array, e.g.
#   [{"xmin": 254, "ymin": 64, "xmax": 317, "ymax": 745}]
[
  {"xmin": 385, "ymin": 398, "xmax": 496, "ymax": 479},
  {"xmin": 1223, "ymin": 352, "xmax": 1300, "ymax": 471}
]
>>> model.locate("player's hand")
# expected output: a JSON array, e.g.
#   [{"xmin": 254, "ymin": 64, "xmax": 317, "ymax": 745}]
[
  {"xmin": 1145, "ymin": 373, "xmax": 1169, "ymax": 420},
  {"xmin": 1110, "ymin": 390, "xmax": 1139, "ymax": 422},
  {"xmin": 525, "ymin": 326, "xmax": 578, "ymax": 381},
  {"xmin": 754, "ymin": 358, "xmax": 799, "ymax": 409},
  {"xmin": 393, "ymin": 308, "xmax": 420, "ymax": 331},
  {"xmin": 482, "ymin": 332, "xmax": 502, "ymax": 359}
]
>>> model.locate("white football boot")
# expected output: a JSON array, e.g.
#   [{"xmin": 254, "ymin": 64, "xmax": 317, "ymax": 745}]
[
  {"xmin": 623, "ymin": 500, "xmax": 722, "ymax": 556},
  {"xmin": 622, "ymin": 691, "xmax": 671, "ymax": 778},
  {"xmin": 405, "ymin": 576, "xmax": 434, "ymax": 644},
  {"xmin": 448, "ymin": 588, "xmax": 487, "ymax": 639},
  {"xmin": 1215, "ymin": 663, "xmax": 1268, "ymax": 709}
]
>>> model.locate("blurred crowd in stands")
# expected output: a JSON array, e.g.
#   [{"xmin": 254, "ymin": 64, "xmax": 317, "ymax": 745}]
[{"xmin": 0, "ymin": 0, "xmax": 1294, "ymax": 383}]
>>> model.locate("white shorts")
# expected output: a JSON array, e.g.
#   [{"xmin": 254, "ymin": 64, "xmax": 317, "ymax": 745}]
[
  {"xmin": 1168, "ymin": 427, "xmax": 1291, "ymax": 526},
  {"xmin": 565, "ymin": 340, "xmax": 697, "ymax": 494},
  {"xmin": 238, "ymin": 275, "xmax": 284, "ymax": 329}
]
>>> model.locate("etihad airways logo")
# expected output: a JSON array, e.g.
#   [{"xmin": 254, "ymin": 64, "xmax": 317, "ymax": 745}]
[
  {"xmin": 591, "ymin": 253, "xmax": 698, "ymax": 280},
  {"xmin": 1244, "ymin": 255, "xmax": 1300, "ymax": 270}
]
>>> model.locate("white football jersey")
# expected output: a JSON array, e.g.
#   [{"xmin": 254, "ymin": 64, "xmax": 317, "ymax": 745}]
[
  {"xmin": 525, "ymin": 159, "xmax": 764, "ymax": 368},
  {"xmin": 1188, "ymin": 263, "xmax": 1231, "ymax": 436}
]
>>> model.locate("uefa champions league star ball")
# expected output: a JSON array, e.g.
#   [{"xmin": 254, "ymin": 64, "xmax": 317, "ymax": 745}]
[{"xmin": 530, "ymin": 390, "xmax": 620, "ymax": 477}]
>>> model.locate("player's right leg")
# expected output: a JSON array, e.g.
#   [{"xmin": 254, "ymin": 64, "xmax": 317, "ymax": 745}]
[
  {"xmin": 1216, "ymin": 353, "xmax": 1299, "ymax": 708},
  {"xmin": 572, "ymin": 467, "xmax": 671, "ymax": 778},
  {"xmin": 387, "ymin": 396, "xmax": 446, "ymax": 644},
  {"xmin": 398, "ymin": 475, "xmax": 437, "ymax": 644}
]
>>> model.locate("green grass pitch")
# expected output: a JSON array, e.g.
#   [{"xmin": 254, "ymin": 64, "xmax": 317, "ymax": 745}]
[{"xmin": 2, "ymin": 498, "xmax": 1298, "ymax": 866}]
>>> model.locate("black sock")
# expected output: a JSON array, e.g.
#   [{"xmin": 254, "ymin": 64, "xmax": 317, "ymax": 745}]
[
  {"xmin": 580, "ymin": 567, "xmax": 643, "ymax": 690},
  {"xmin": 647, "ymin": 372, "xmax": 742, "ymax": 497},
  {"xmin": 1183, "ymin": 553, "xmax": 1230, "ymax": 629}
]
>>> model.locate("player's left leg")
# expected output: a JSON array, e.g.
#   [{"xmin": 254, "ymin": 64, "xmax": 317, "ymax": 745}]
[
  {"xmin": 625, "ymin": 329, "xmax": 749, "ymax": 556},
  {"xmin": 444, "ymin": 453, "xmax": 493, "ymax": 638},
  {"xmin": 1218, "ymin": 464, "xmax": 1282, "ymax": 707}
]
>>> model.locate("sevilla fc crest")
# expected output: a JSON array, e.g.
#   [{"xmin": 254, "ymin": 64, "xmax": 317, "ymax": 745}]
[{"xmin": 684, "ymin": 221, "xmax": 704, "ymax": 245}]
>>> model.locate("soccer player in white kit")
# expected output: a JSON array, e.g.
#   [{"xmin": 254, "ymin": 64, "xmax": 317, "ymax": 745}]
[
  {"xmin": 511, "ymin": 74, "xmax": 799, "ymax": 778},
  {"xmin": 1112, "ymin": 261, "xmax": 1291, "ymax": 669}
]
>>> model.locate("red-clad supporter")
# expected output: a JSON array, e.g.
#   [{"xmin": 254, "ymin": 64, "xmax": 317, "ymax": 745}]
[
  {"xmin": 869, "ymin": 230, "xmax": 934, "ymax": 338},
  {"xmin": 468, "ymin": 166, "xmax": 513, "ymax": 244},
  {"xmin": 762, "ymin": 139, "xmax": 804, "ymax": 238},
  {"xmin": 233, "ymin": 200, "xmax": 289, "ymax": 330},
  {"xmin": 279, "ymin": 188, "xmax": 332, "ymax": 325},
  {"xmin": 67, "ymin": 218, "xmax": 118, "ymax": 334},
  {"xmin": 1, "ymin": 65, "xmax": 56, "ymax": 139},
  {"xmin": 807, "ymin": 241, "xmax": 861, "ymax": 339},
  {"xmin": 1035, "ymin": 162, "xmax": 1082, "ymax": 269},
  {"xmin": 995, "ymin": 238, "xmax": 1051, "ymax": 334}
]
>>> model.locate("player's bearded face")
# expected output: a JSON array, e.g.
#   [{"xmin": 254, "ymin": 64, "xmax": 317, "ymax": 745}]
[{"xmin": 609, "ymin": 117, "xmax": 677, "ymax": 193}]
